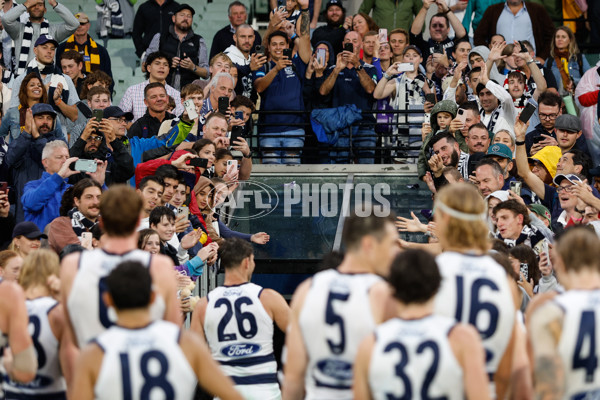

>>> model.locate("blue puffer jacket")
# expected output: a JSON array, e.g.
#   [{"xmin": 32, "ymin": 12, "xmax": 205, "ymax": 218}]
[
  {"xmin": 310, "ymin": 104, "xmax": 363, "ymax": 145},
  {"xmin": 5, "ymin": 128, "xmax": 66, "ymax": 222},
  {"xmin": 21, "ymin": 172, "xmax": 70, "ymax": 231}
]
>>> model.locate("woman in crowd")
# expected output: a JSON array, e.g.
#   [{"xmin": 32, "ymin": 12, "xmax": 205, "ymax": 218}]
[
  {"xmin": 0, "ymin": 73, "xmax": 49, "ymax": 140},
  {"xmin": 508, "ymin": 244, "xmax": 540, "ymax": 311},
  {"xmin": 545, "ymin": 26, "xmax": 590, "ymax": 95},
  {"xmin": 352, "ymin": 12, "xmax": 378, "ymax": 39},
  {"xmin": 0, "ymin": 250, "xmax": 23, "ymax": 282},
  {"xmin": 9, "ymin": 222, "xmax": 45, "ymax": 259},
  {"xmin": 3, "ymin": 249, "xmax": 76, "ymax": 397}
]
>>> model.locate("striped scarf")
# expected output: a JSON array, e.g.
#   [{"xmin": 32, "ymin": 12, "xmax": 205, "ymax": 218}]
[
  {"xmin": 16, "ymin": 19, "xmax": 49, "ymax": 77},
  {"xmin": 64, "ymin": 35, "xmax": 101, "ymax": 73}
]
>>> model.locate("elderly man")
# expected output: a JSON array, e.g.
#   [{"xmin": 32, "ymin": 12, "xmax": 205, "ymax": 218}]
[
  {"xmin": 210, "ymin": 1, "xmax": 261, "ymax": 59},
  {"xmin": 1, "ymin": 0, "xmax": 78, "ymax": 77},
  {"xmin": 199, "ymin": 72, "xmax": 235, "ymax": 123}
]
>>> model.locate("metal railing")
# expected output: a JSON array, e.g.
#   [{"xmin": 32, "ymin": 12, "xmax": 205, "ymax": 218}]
[{"xmin": 247, "ymin": 108, "xmax": 429, "ymax": 164}]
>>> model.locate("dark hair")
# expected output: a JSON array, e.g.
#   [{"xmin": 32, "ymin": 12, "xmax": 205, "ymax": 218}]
[
  {"xmin": 493, "ymin": 199, "xmax": 531, "ymax": 226},
  {"xmin": 80, "ymin": 70, "xmax": 113, "ymax": 99},
  {"xmin": 520, "ymin": 40, "xmax": 533, "ymax": 53},
  {"xmin": 231, "ymin": 95, "xmax": 255, "ymax": 112},
  {"xmin": 138, "ymin": 228, "xmax": 158, "ymax": 249},
  {"xmin": 354, "ymin": 12, "xmax": 379, "ymax": 32},
  {"xmin": 475, "ymin": 158, "xmax": 503, "ymax": 177},
  {"xmin": 90, "ymin": 223, "xmax": 103, "ymax": 241},
  {"xmin": 181, "ymin": 83, "xmax": 203, "ymax": 99},
  {"xmin": 18, "ymin": 72, "xmax": 48, "ymax": 126},
  {"xmin": 341, "ymin": 212, "xmax": 396, "ymax": 251},
  {"xmin": 318, "ymin": 251, "xmax": 344, "ymax": 271},
  {"xmin": 59, "ymin": 186, "xmax": 76, "ymax": 216},
  {"xmin": 144, "ymin": 82, "xmax": 167, "ymax": 99},
  {"xmin": 192, "ymin": 139, "xmax": 216, "ymax": 154},
  {"xmin": 430, "ymin": 12, "xmax": 449, "ymax": 28},
  {"xmin": 509, "ymin": 244, "xmax": 541, "ymax": 286},
  {"xmin": 138, "ymin": 175, "xmax": 164, "ymax": 191},
  {"xmin": 100, "ymin": 185, "xmax": 143, "ymax": 237},
  {"xmin": 60, "ymin": 50, "xmax": 84, "ymax": 65},
  {"xmin": 219, "ymin": 238, "xmax": 254, "ymax": 270},
  {"xmin": 145, "ymin": 51, "xmax": 171, "ymax": 71},
  {"xmin": 73, "ymin": 178, "xmax": 102, "ymax": 201},
  {"xmin": 490, "ymin": 252, "xmax": 515, "ymax": 279},
  {"xmin": 538, "ymin": 90, "xmax": 562, "ymax": 108},
  {"xmin": 389, "ymin": 250, "xmax": 440, "ymax": 304},
  {"xmin": 268, "ymin": 30, "xmax": 289, "ymax": 46},
  {"xmin": 507, "ymin": 70, "xmax": 525, "ymax": 85},
  {"xmin": 565, "ymin": 149, "xmax": 592, "ymax": 177},
  {"xmin": 459, "ymin": 101, "xmax": 479, "ymax": 115},
  {"xmin": 556, "ymin": 226, "xmax": 600, "ymax": 273},
  {"xmin": 468, "ymin": 122, "xmax": 488, "ymax": 135},
  {"xmin": 228, "ymin": 0, "xmax": 247, "ymax": 15},
  {"xmin": 215, "ymin": 148, "xmax": 234, "ymax": 161},
  {"xmin": 87, "ymin": 85, "xmax": 111, "ymax": 102},
  {"xmin": 105, "ymin": 261, "xmax": 152, "ymax": 310},
  {"xmin": 428, "ymin": 132, "xmax": 457, "ymax": 149},
  {"xmin": 490, "ymin": 239, "xmax": 510, "ymax": 255},
  {"xmin": 155, "ymin": 164, "xmax": 182, "ymax": 184},
  {"xmin": 149, "ymin": 206, "xmax": 175, "ymax": 227}
]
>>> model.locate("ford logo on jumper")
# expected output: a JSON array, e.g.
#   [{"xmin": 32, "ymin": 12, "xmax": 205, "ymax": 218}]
[
  {"xmin": 221, "ymin": 343, "xmax": 262, "ymax": 357},
  {"xmin": 316, "ymin": 359, "xmax": 353, "ymax": 380}
]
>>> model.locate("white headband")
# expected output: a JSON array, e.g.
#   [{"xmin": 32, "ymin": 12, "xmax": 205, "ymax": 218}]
[{"xmin": 435, "ymin": 200, "xmax": 487, "ymax": 222}]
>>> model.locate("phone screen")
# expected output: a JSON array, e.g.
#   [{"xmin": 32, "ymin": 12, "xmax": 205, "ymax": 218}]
[
  {"xmin": 519, "ymin": 102, "xmax": 537, "ymax": 123},
  {"xmin": 316, "ymin": 48, "xmax": 326, "ymax": 65}
]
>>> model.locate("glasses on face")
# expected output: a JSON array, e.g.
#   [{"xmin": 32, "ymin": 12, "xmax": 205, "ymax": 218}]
[
  {"xmin": 556, "ymin": 185, "xmax": 574, "ymax": 193},
  {"xmin": 108, "ymin": 117, "xmax": 127, "ymax": 124},
  {"xmin": 539, "ymin": 113, "xmax": 558, "ymax": 120},
  {"xmin": 88, "ymin": 136, "xmax": 102, "ymax": 142}
]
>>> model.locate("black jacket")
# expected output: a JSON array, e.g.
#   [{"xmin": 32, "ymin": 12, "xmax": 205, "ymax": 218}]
[
  {"xmin": 160, "ymin": 25, "xmax": 206, "ymax": 88},
  {"xmin": 69, "ymin": 137, "xmax": 135, "ymax": 185},
  {"xmin": 132, "ymin": 0, "xmax": 180, "ymax": 57},
  {"xmin": 128, "ymin": 111, "xmax": 176, "ymax": 139},
  {"xmin": 311, "ymin": 25, "xmax": 346, "ymax": 56}
]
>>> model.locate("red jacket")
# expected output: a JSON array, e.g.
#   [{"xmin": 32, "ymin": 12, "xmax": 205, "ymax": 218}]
[{"xmin": 134, "ymin": 149, "xmax": 202, "ymax": 187}]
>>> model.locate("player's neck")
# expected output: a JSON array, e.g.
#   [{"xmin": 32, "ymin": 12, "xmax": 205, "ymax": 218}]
[
  {"xmin": 337, "ymin": 254, "xmax": 375, "ymax": 274},
  {"xmin": 116, "ymin": 309, "xmax": 152, "ymax": 329},
  {"xmin": 223, "ymin": 269, "xmax": 249, "ymax": 286},
  {"xmin": 102, "ymin": 235, "xmax": 138, "ymax": 254},
  {"xmin": 24, "ymin": 285, "xmax": 50, "ymax": 300},
  {"xmin": 396, "ymin": 300, "xmax": 434, "ymax": 320},
  {"xmin": 563, "ymin": 270, "xmax": 600, "ymax": 291}
]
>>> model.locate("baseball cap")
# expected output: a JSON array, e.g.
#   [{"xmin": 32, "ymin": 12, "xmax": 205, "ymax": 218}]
[
  {"xmin": 553, "ymin": 173, "xmax": 583, "ymax": 186},
  {"xmin": 403, "ymin": 45, "xmax": 422, "ymax": 56},
  {"xmin": 486, "ymin": 190, "xmax": 509, "ymax": 202},
  {"xmin": 554, "ymin": 114, "xmax": 582, "ymax": 132},
  {"xmin": 34, "ymin": 34, "xmax": 58, "ymax": 47},
  {"xmin": 75, "ymin": 12, "xmax": 89, "ymax": 24},
  {"xmin": 325, "ymin": 0, "xmax": 345, "ymax": 12},
  {"xmin": 529, "ymin": 204, "xmax": 551, "ymax": 225},
  {"xmin": 103, "ymin": 106, "xmax": 134, "ymax": 121},
  {"xmin": 485, "ymin": 143, "xmax": 512, "ymax": 160},
  {"xmin": 175, "ymin": 3, "xmax": 195, "ymax": 15},
  {"xmin": 31, "ymin": 103, "xmax": 57, "ymax": 117},
  {"xmin": 12, "ymin": 221, "xmax": 47, "ymax": 240}
]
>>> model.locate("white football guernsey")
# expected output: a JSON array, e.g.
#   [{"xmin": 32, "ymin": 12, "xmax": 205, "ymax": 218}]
[
  {"xmin": 204, "ymin": 282, "xmax": 280, "ymax": 400},
  {"xmin": 369, "ymin": 315, "xmax": 463, "ymax": 400},
  {"xmin": 299, "ymin": 269, "xmax": 383, "ymax": 400},
  {"xmin": 67, "ymin": 249, "xmax": 166, "ymax": 346},
  {"xmin": 94, "ymin": 320, "xmax": 197, "ymax": 400},
  {"xmin": 3, "ymin": 297, "xmax": 66, "ymax": 399},
  {"xmin": 553, "ymin": 289, "xmax": 600, "ymax": 400},
  {"xmin": 434, "ymin": 251, "xmax": 515, "ymax": 393}
]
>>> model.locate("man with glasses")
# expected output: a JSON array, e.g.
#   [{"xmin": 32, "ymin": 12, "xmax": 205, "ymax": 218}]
[
  {"xmin": 69, "ymin": 107, "xmax": 135, "ymax": 185},
  {"xmin": 525, "ymin": 91, "xmax": 589, "ymax": 156}
]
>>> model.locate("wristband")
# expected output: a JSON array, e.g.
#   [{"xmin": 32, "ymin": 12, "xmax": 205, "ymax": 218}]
[
  {"xmin": 526, "ymin": 59, "xmax": 535, "ymax": 65},
  {"xmin": 383, "ymin": 73, "xmax": 392, "ymax": 80},
  {"xmin": 55, "ymin": 97, "xmax": 62, "ymax": 105},
  {"xmin": 243, "ymin": 152, "xmax": 252, "ymax": 158},
  {"xmin": 301, "ymin": 7, "xmax": 309, "ymax": 12},
  {"xmin": 516, "ymin": 140, "xmax": 525, "ymax": 146},
  {"xmin": 290, "ymin": 33, "xmax": 297, "ymax": 40}
]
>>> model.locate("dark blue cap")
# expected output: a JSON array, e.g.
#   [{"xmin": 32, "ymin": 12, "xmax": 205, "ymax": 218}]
[{"xmin": 31, "ymin": 103, "xmax": 57, "ymax": 117}]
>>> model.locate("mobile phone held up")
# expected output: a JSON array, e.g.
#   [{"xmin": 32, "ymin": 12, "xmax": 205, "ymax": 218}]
[
  {"xmin": 316, "ymin": 48, "xmax": 326, "ymax": 66},
  {"xmin": 519, "ymin": 102, "xmax": 537, "ymax": 124},
  {"xmin": 283, "ymin": 48, "xmax": 293, "ymax": 60},
  {"xmin": 75, "ymin": 159, "xmax": 97, "ymax": 173},
  {"xmin": 218, "ymin": 96, "xmax": 229, "ymax": 115},
  {"xmin": 229, "ymin": 125, "xmax": 243, "ymax": 147},
  {"xmin": 396, "ymin": 62, "xmax": 414, "ymax": 73},
  {"xmin": 188, "ymin": 158, "xmax": 209, "ymax": 169},
  {"xmin": 378, "ymin": 28, "xmax": 387, "ymax": 43},
  {"xmin": 510, "ymin": 181, "xmax": 522, "ymax": 196},
  {"xmin": 255, "ymin": 45, "xmax": 266, "ymax": 57},
  {"xmin": 183, "ymin": 99, "xmax": 198, "ymax": 120},
  {"xmin": 344, "ymin": 43, "xmax": 353, "ymax": 53},
  {"xmin": 92, "ymin": 109, "xmax": 103, "ymax": 123}
]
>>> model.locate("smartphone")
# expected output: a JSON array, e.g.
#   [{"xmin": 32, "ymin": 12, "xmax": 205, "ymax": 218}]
[
  {"xmin": 176, "ymin": 206, "xmax": 189, "ymax": 221},
  {"xmin": 457, "ymin": 108, "xmax": 467, "ymax": 125},
  {"xmin": 283, "ymin": 48, "xmax": 293, "ymax": 60},
  {"xmin": 255, "ymin": 45, "xmax": 266, "ymax": 56},
  {"xmin": 424, "ymin": 113, "xmax": 431, "ymax": 124},
  {"xmin": 218, "ymin": 96, "xmax": 229, "ymax": 115},
  {"xmin": 510, "ymin": 181, "xmax": 522, "ymax": 196},
  {"xmin": 188, "ymin": 158, "xmax": 209, "ymax": 168},
  {"xmin": 344, "ymin": 43, "xmax": 353, "ymax": 53},
  {"xmin": 277, "ymin": 5, "xmax": 286, "ymax": 12},
  {"xmin": 533, "ymin": 135, "xmax": 545, "ymax": 144},
  {"xmin": 74, "ymin": 159, "xmax": 97, "ymax": 173},
  {"xmin": 230, "ymin": 125, "xmax": 243, "ymax": 146},
  {"xmin": 0, "ymin": 181, "xmax": 7, "ymax": 194},
  {"xmin": 92, "ymin": 109, "xmax": 103, "ymax": 123},
  {"xmin": 227, "ymin": 160, "xmax": 239, "ymax": 170},
  {"xmin": 518, "ymin": 40, "xmax": 527, "ymax": 53},
  {"xmin": 519, "ymin": 102, "xmax": 537, "ymax": 123},
  {"xmin": 234, "ymin": 110, "xmax": 244, "ymax": 120},
  {"xmin": 425, "ymin": 93, "xmax": 437, "ymax": 104},
  {"xmin": 183, "ymin": 99, "xmax": 198, "ymax": 120},
  {"xmin": 433, "ymin": 43, "xmax": 444, "ymax": 54},
  {"xmin": 397, "ymin": 62, "xmax": 414, "ymax": 73},
  {"xmin": 316, "ymin": 48, "xmax": 326, "ymax": 66},
  {"xmin": 378, "ymin": 28, "xmax": 387, "ymax": 43},
  {"xmin": 80, "ymin": 232, "xmax": 92, "ymax": 248},
  {"xmin": 519, "ymin": 262, "xmax": 529, "ymax": 282}
]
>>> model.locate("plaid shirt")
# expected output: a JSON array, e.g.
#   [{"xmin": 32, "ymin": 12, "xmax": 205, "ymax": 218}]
[{"xmin": 118, "ymin": 79, "xmax": 184, "ymax": 122}]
